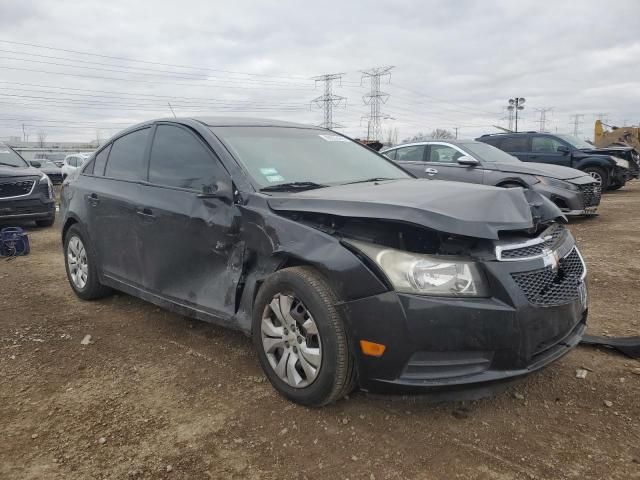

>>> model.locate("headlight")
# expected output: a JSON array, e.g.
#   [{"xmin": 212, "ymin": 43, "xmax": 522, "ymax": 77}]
[
  {"xmin": 611, "ymin": 156, "xmax": 629, "ymax": 169},
  {"xmin": 534, "ymin": 175, "xmax": 578, "ymax": 191},
  {"xmin": 347, "ymin": 240, "xmax": 488, "ymax": 297},
  {"xmin": 38, "ymin": 173, "xmax": 54, "ymax": 199}
]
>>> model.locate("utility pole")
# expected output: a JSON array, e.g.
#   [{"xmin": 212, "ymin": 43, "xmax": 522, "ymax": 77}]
[
  {"xmin": 454, "ymin": 127, "xmax": 459, "ymax": 139},
  {"xmin": 361, "ymin": 66, "xmax": 394, "ymax": 141},
  {"xmin": 569, "ymin": 114, "xmax": 585, "ymax": 136},
  {"xmin": 311, "ymin": 73, "xmax": 346, "ymax": 129},
  {"xmin": 507, "ymin": 97, "xmax": 526, "ymax": 132},
  {"xmin": 535, "ymin": 107, "xmax": 553, "ymax": 132},
  {"xmin": 594, "ymin": 112, "xmax": 609, "ymax": 124}
]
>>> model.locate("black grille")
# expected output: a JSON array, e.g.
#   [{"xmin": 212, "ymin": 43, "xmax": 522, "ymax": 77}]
[
  {"xmin": 501, "ymin": 243, "xmax": 545, "ymax": 259},
  {"xmin": 578, "ymin": 183, "xmax": 602, "ymax": 208},
  {"xmin": 512, "ymin": 248, "xmax": 585, "ymax": 306},
  {"xmin": 0, "ymin": 179, "xmax": 35, "ymax": 198},
  {"xmin": 499, "ymin": 224, "xmax": 566, "ymax": 260}
]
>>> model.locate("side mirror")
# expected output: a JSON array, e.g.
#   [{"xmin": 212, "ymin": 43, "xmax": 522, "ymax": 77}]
[
  {"xmin": 457, "ymin": 155, "xmax": 480, "ymax": 166},
  {"xmin": 557, "ymin": 145, "xmax": 570, "ymax": 154},
  {"xmin": 197, "ymin": 183, "xmax": 232, "ymax": 200},
  {"xmin": 30, "ymin": 161, "xmax": 42, "ymax": 168}
]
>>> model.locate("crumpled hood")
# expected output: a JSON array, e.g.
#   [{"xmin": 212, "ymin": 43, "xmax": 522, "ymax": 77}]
[
  {"xmin": 266, "ymin": 179, "xmax": 563, "ymax": 240},
  {"xmin": 0, "ymin": 164, "xmax": 41, "ymax": 178},
  {"xmin": 489, "ymin": 162, "xmax": 587, "ymax": 180},
  {"xmin": 579, "ymin": 146, "xmax": 633, "ymax": 156}
]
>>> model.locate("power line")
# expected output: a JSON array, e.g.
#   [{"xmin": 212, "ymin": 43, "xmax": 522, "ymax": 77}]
[
  {"xmin": 0, "ymin": 39, "xmax": 313, "ymax": 81},
  {"xmin": 361, "ymin": 66, "xmax": 394, "ymax": 141},
  {"xmin": 311, "ymin": 73, "xmax": 346, "ymax": 129}
]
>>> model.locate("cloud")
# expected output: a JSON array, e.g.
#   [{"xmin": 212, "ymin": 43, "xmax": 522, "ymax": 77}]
[{"xmin": 0, "ymin": 0, "xmax": 638, "ymax": 142}]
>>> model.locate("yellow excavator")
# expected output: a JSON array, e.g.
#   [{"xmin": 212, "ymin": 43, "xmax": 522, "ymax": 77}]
[{"xmin": 594, "ymin": 120, "xmax": 640, "ymax": 180}]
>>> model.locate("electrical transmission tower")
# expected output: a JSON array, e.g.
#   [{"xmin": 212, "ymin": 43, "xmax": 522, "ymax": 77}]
[
  {"xmin": 311, "ymin": 73, "xmax": 346, "ymax": 129},
  {"xmin": 535, "ymin": 107, "xmax": 553, "ymax": 132},
  {"xmin": 361, "ymin": 66, "xmax": 394, "ymax": 141},
  {"xmin": 569, "ymin": 114, "xmax": 585, "ymax": 136}
]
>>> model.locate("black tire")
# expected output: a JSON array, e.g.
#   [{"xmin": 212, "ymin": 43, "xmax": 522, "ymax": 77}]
[
  {"xmin": 35, "ymin": 214, "xmax": 55, "ymax": 228},
  {"xmin": 63, "ymin": 224, "xmax": 112, "ymax": 300},
  {"xmin": 582, "ymin": 167, "xmax": 609, "ymax": 190},
  {"xmin": 607, "ymin": 181, "xmax": 625, "ymax": 191},
  {"xmin": 252, "ymin": 266, "xmax": 356, "ymax": 407}
]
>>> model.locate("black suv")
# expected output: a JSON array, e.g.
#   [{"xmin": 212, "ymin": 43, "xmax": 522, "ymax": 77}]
[
  {"xmin": 0, "ymin": 142, "xmax": 56, "ymax": 227},
  {"xmin": 61, "ymin": 117, "xmax": 587, "ymax": 406},
  {"xmin": 477, "ymin": 132, "xmax": 633, "ymax": 190}
]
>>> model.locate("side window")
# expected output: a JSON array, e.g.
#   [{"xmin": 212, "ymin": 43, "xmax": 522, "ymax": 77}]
[
  {"xmin": 104, "ymin": 128, "xmax": 150, "ymax": 181},
  {"xmin": 532, "ymin": 136, "xmax": 565, "ymax": 153},
  {"xmin": 500, "ymin": 136, "xmax": 529, "ymax": 152},
  {"xmin": 148, "ymin": 124, "xmax": 226, "ymax": 190},
  {"xmin": 395, "ymin": 145, "xmax": 426, "ymax": 162},
  {"xmin": 90, "ymin": 145, "xmax": 111, "ymax": 176},
  {"xmin": 383, "ymin": 149, "xmax": 397, "ymax": 160},
  {"xmin": 428, "ymin": 145, "xmax": 463, "ymax": 163}
]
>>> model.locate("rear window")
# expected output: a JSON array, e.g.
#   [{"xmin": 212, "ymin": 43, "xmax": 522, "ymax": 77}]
[
  {"xmin": 500, "ymin": 136, "xmax": 529, "ymax": 152},
  {"xmin": 104, "ymin": 128, "xmax": 150, "ymax": 181},
  {"xmin": 90, "ymin": 145, "xmax": 111, "ymax": 176}
]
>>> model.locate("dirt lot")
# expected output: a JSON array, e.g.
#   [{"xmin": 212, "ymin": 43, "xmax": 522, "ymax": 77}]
[{"xmin": 1, "ymin": 184, "xmax": 639, "ymax": 480}]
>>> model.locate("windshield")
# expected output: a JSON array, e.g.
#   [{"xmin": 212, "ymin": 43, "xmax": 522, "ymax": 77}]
[
  {"xmin": 0, "ymin": 143, "xmax": 28, "ymax": 168},
  {"xmin": 460, "ymin": 141, "xmax": 521, "ymax": 163},
  {"xmin": 556, "ymin": 134, "xmax": 593, "ymax": 149},
  {"xmin": 211, "ymin": 126, "xmax": 410, "ymax": 189}
]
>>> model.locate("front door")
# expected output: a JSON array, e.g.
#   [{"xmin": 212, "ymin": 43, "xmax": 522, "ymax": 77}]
[
  {"xmin": 529, "ymin": 136, "xmax": 572, "ymax": 167},
  {"xmin": 137, "ymin": 123, "xmax": 243, "ymax": 319},
  {"xmin": 422, "ymin": 143, "xmax": 485, "ymax": 184},
  {"xmin": 393, "ymin": 145, "xmax": 428, "ymax": 177}
]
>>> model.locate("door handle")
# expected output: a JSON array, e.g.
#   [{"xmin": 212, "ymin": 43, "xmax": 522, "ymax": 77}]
[
  {"xmin": 136, "ymin": 207, "xmax": 155, "ymax": 218},
  {"xmin": 87, "ymin": 193, "xmax": 100, "ymax": 206},
  {"xmin": 425, "ymin": 168, "xmax": 438, "ymax": 176}
]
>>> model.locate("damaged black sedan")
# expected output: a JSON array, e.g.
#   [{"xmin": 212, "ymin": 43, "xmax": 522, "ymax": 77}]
[{"xmin": 60, "ymin": 118, "xmax": 588, "ymax": 406}]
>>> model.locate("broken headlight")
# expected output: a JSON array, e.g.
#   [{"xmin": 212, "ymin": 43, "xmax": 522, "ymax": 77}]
[
  {"xmin": 347, "ymin": 240, "xmax": 488, "ymax": 297},
  {"xmin": 610, "ymin": 156, "xmax": 629, "ymax": 169},
  {"xmin": 534, "ymin": 175, "xmax": 578, "ymax": 191}
]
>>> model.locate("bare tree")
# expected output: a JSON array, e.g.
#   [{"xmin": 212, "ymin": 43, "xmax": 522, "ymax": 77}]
[
  {"xmin": 37, "ymin": 130, "xmax": 47, "ymax": 148},
  {"xmin": 385, "ymin": 127, "xmax": 399, "ymax": 146},
  {"xmin": 430, "ymin": 128, "xmax": 455, "ymax": 139},
  {"xmin": 401, "ymin": 132, "xmax": 430, "ymax": 143}
]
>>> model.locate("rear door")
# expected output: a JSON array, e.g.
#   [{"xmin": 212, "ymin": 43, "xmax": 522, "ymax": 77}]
[
  {"xmin": 422, "ymin": 143, "xmax": 485, "ymax": 184},
  {"xmin": 529, "ymin": 136, "xmax": 572, "ymax": 167},
  {"xmin": 393, "ymin": 145, "xmax": 428, "ymax": 177},
  {"xmin": 137, "ymin": 123, "xmax": 242, "ymax": 318},
  {"xmin": 86, "ymin": 127, "xmax": 151, "ymax": 286},
  {"xmin": 498, "ymin": 136, "xmax": 531, "ymax": 162}
]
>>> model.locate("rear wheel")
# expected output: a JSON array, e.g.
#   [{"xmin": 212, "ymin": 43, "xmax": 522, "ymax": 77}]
[
  {"xmin": 64, "ymin": 225, "xmax": 111, "ymax": 300},
  {"xmin": 252, "ymin": 266, "xmax": 356, "ymax": 407},
  {"xmin": 582, "ymin": 167, "xmax": 609, "ymax": 190}
]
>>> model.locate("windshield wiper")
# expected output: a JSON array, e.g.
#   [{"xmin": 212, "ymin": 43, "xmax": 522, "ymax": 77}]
[
  {"xmin": 259, "ymin": 181, "xmax": 329, "ymax": 192},
  {"xmin": 343, "ymin": 177, "xmax": 400, "ymax": 185},
  {"xmin": 0, "ymin": 162, "xmax": 21, "ymax": 167}
]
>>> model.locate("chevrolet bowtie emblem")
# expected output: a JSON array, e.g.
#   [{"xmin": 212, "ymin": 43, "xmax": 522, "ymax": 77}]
[{"xmin": 542, "ymin": 249, "xmax": 561, "ymax": 272}]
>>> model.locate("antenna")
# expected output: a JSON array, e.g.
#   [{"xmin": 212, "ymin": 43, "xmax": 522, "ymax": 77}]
[{"xmin": 168, "ymin": 102, "xmax": 177, "ymax": 118}]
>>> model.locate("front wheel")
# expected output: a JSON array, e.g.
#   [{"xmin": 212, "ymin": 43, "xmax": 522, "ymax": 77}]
[
  {"xmin": 252, "ymin": 266, "xmax": 356, "ymax": 407},
  {"xmin": 582, "ymin": 167, "xmax": 609, "ymax": 190}
]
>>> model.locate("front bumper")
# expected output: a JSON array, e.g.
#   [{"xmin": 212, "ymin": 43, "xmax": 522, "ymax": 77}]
[
  {"xmin": 533, "ymin": 181, "xmax": 600, "ymax": 217},
  {"xmin": 340, "ymin": 235, "xmax": 587, "ymax": 393},
  {"xmin": 0, "ymin": 195, "xmax": 55, "ymax": 221},
  {"xmin": 612, "ymin": 166, "xmax": 631, "ymax": 185}
]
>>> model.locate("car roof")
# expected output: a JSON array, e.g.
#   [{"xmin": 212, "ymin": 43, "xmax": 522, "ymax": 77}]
[{"xmin": 382, "ymin": 139, "xmax": 478, "ymax": 151}]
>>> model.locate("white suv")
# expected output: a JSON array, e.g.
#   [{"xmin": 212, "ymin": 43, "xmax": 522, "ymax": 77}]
[{"xmin": 61, "ymin": 153, "xmax": 91, "ymax": 180}]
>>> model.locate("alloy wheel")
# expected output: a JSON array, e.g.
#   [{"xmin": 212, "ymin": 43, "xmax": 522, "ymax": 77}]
[
  {"xmin": 67, "ymin": 236, "xmax": 88, "ymax": 290},
  {"xmin": 588, "ymin": 171, "xmax": 603, "ymax": 184},
  {"xmin": 261, "ymin": 293, "xmax": 322, "ymax": 388}
]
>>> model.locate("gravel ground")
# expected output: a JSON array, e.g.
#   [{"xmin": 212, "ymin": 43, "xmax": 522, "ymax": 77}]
[{"xmin": 1, "ymin": 183, "xmax": 639, "ymax": 479}]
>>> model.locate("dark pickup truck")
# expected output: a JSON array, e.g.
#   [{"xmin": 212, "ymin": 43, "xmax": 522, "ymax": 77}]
[{"xmin": 477, "ymin": 132, "xmax": 636, "ymax": 190}]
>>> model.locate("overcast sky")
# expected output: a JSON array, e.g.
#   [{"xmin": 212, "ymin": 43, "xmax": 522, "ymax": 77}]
[{"xmin": 0, "ymin": 0, "xmax": 639, "ymax": 143}]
